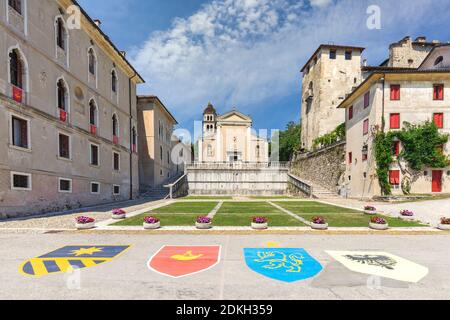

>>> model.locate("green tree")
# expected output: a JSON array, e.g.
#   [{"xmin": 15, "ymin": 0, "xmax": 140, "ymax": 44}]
[{"xmin": 278, "ymin": 122, "xmax": 301, "ymax": 161}]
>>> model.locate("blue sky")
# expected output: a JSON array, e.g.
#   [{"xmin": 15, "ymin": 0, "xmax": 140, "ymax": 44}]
[{"xmin": 78, "ymin": 0, "xmax": 450, "ymax": 136}]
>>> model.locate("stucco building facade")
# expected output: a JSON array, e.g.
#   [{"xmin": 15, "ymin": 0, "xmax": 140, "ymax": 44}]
[
  {"xmin": 197, "ymin": 103, "xmax": 269, "ymax": 163},
  {"xmin": 137, "ymin": 96, "xmax": 181, "ymax": 191},
  {"xmin": 0, "ymin": 0, "xmax": 144, "ymax": 217},
  {"xmin": 339, "ymin": 45, "xmax": 450, "ymax": 199}
]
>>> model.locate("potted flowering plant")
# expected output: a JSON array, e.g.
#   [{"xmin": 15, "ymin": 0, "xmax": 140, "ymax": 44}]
[
  {"xmin": 112, "ymin": 208, "xmax": 126, "ymax": 219},
  {"xmin": 311, "ymin": 216, "xmax": 328, "ymax": 230},
  {"xmin": 143, "ymin": 216, "xmax": 161, "ymax": 230},
  {"xmin": 75, "ymin": 216, "xmax": 95, "ymax": 230},
  {"xmin": 369, "ymin": 217, "xmax": 389, "ymax": 230},
  {"xmin": 251, "ymin": 217, "xmax": 268, "ymax": 230},
  {"xmin": 400, "ymin": 209, "xmax": 414, "ymax": 220},
  {"xmin": 364, "ymin": 206, "xmax": 377, "ymax": 215},
  {"xmin": 438, "ymin": 217, "xmax": 450, "ymax": 231},
  {"xmin": 196, "ymin": 216, "xmax": 212, "ymax": 229}
]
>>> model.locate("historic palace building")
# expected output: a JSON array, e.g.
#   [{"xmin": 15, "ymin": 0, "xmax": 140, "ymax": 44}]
[
  {"xmin": 197, "ymin": 103, "xmax": 269, "ymax": 163},
  {"xmin": 0, "ymin": 0, "xmax": 144, "ymax": 217}
]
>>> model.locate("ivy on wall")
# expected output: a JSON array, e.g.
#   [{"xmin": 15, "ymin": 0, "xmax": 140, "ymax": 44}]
[
  {"xmin": 374, "ymin": 121, "xmax": 449, "ymax": 196},
  {"xmin": 313, "ymin": 123, "xmax": 346, "ymax": 150}
]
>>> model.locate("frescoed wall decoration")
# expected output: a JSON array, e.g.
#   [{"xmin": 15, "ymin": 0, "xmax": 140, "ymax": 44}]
[
  {"xmin": 244, "ymin": 248, "xmax": 323, "ymax": 283},
  {"xmin": 148, "ymin": 246, "xmax": 221, "ymax": 278},
  {"xmin": 19, "ymin": 245, "xmax": 130, "ymax": 277},
  {"xmin": 326, "ymin": 251, "xmax": 429, "ymax": 283}
]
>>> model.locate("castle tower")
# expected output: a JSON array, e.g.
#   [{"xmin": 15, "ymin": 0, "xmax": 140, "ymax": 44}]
[
  {"xmin": 203, "ymin": 102, "xmax": 217, "ymax": 135},
  {"xmin": 300, "ymin": 45, "xmax": 365, "ymax": 151}
]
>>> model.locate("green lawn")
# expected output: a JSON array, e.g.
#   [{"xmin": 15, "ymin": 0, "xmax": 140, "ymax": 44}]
[
  {"xmin": 151, "ymin": 202, "xmax": 218, "ymax": 214},
  {"xmin": 213, "ymin": 212, "xmax": 305, "ymax": 227},
  {"xmin": 218, "ymin": 202, "xmax": 282, "ymax": 214},
  {"xmin": 274, "ymin": 201, "xmax": 426, "ymax": 228},
  {"xmin": 181, "ymin": 196, "xmax": 234, "ymax": 200},
  {"xmin": 113, "ymin": 213, "xmax": 200, "ymax": 227},
  {"xmin": 248, "ymin": 196, "xmax": 300, "ymax": 200}
]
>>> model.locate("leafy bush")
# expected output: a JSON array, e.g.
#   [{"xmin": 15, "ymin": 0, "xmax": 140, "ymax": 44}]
[{"xmin": 313, "ymin": 123, "xmax": 346, "ymax": 150}]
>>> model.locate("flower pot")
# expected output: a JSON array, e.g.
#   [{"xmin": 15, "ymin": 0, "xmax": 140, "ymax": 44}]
[
  {"xmin": 364, "ymin": 210, "xmax": 377, "ymax": 215},
  {"xmin": 75, "ymin": 222, "xmax": 95, "ymax": 230},
  {"xmin": 400, "ymin": 215, "xmax": 415, "ymax": 221},
  {"xmin": 143, "ymin": 222, "xmax": 161, "ymax": 230},
  {"xmin": 251, "ymin": 222, "xmax": 268, "ymax": 230},
  {"xmin": 196, "ymin": 222, "xmax": 212, "ymax": 230},
  {"xmin": 311, "ymin": 223, "xmax": 329, "ymax": 230},
  {"xmin": 369, "ymin": 222, "xmax": 389, "ymax": 230},
  {"xmin": 438, "ymin": 224, "xmax": 450, "ymax": 231},
  {"xmin": 112, "ymin": 213, "xmax": 126, "ymax": 220}
]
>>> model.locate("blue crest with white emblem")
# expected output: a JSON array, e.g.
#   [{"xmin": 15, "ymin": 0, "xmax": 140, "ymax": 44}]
[{"xmin": 244, "ymin": 248, "xmax": 322, "ymax": 283}]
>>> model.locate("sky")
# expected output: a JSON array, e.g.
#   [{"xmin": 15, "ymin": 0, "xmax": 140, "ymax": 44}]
[{"xmin": 78, "ymin": 0, "xmax": 450, "ymax": 137}]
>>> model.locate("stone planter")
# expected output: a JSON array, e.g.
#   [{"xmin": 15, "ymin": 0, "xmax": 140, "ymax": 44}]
[
  {"xmin": 400, "ymin": 215, "xmax": 415, "ymax": 221},
  {"xmin": 143, "ymin": 222, "xmax": 161, "ymax": 230},
  {"xmin": 364, "ymin": 210, "xmax": 378, "ymax": 215},
  {"xmin": 369, "ymin": 222, "xmax": 389, "ymax": 231},
  {"xmin": 438, "ymin": 224, "xmax": 450, "ymax": 231},
  {"xmin": 112, "ymin": 213, "xmax": 126, "ymax": 220},
  {"xmin": 251, "ymin": 222, "xmax": 268, "ymax": 230},
  {"xmin": 196, "ymin": 222, "xmax": 212, "ymax": 230},
  {"xmin": 75, "ymin": 222, "xmax": 95, "ymax": 230},
  {"xmin": 311, "ymin": 223, "xmax": 329, "ymax": 230}
]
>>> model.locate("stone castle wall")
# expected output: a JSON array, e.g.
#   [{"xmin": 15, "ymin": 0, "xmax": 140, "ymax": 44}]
[{"xmin": 290, "ymin": 141, "xmax": 346, "ymax": 193}]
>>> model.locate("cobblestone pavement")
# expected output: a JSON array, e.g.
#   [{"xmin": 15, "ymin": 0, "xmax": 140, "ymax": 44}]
[{"xmin": 0, "ymin": 198, "xmax": 169, "ymax": 230}]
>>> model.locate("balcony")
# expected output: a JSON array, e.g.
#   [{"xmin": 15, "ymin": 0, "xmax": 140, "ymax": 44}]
[
  {"xmin": 59, "ymin": 108, "xmax": 67, "ymax": 122},
  {"xmin": 3, "ymin": 83, "xmax": 28, "ymax": 105},
  {"xmin": 90, "ymin": 125, "xmax": 97, "ymax": 136},
  {"xmin": 56, "ymin": 46, "xmax": 68, "ymax": 68},
  {"xmin": 8, "ymin": 6, "xmax": 25, "ymax": 35},
  {"xmin": 113, "ymin": 135, "xmax": 119, "ymax": 145}
]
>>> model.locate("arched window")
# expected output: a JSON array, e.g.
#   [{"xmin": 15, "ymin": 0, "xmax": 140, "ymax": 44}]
[
  {"xmin": 56, "ymin": 17, "xmax": 67, "ymax": 50},
  {"xmin": 132, "ymin": 126, "xmax": 137, "ymax": 153},
  {"xmin": 8, "ymin": 0, "xmax": 22, "ymax": 14},
  {"xmin": 160, "ymin": 146, "xmax": 163, "ymax": 161},
  {"xmin": 88, "ymin": 48, "xmax": 96, "ymax": 75},
  {"xmin": 89, "ymin": 99, "xmax": 97, "ymax": 126},
  {"xmin": 112, "ymin": 114, "xmax": 119, "ymax": 137},
  {"xmin": 9, "ymin": 49, "xmax": 24, "ymax": 89},
  {"xmin": 57, "ymin": 79, "xmax": 68, "ymax": 111},
  {"xmin": 111, "ymin": 69, "xmax": 117, "ymax": 93}
]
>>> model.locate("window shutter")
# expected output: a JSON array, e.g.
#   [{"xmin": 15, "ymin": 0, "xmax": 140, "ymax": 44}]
[
  {"xmin": 390, "ymin": 113, "xmax": 400, "ymax": 129},
  {"xmin": 389, "ymin": 170, "xmax": 400, "ymax": 185},
  {"xmin": 349, "ymin": 106, "xmax": 353, "ymax": 120},
  {"xmin": 393, "ymin": 141, "xmax": 400, "ymax": 156},
  {"xmin": 434, "ymin": 113, "xmax": 444, "ymax": 128},
  {"xmin": 364, "ymin": 92, "xmax": 370, "ymax": 108},
  {"xmin": 390, "ymin": 85, "xmax": 400, "ymax": 100},
  {"xmin": 363, "ymin": 119, "xmax": 369, "ymax": 135}
]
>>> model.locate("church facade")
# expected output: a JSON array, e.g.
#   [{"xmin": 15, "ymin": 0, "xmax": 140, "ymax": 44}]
[{"xmin": 197, "ymin": 104, "xmax": 269, "ymax": 163}]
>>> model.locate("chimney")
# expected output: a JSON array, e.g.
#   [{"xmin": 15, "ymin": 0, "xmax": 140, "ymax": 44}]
[
  {"xmin": 415, "ymin": 36, "xmax": 426, "ymax": 43},
  {"xmin": 94, "ymin": 19, "xmax": 102, "ymax": 27}
]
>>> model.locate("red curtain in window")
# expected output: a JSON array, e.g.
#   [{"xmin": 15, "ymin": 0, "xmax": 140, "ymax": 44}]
[
  {"xmin": 390, "ymin": 85, "xmax": 400, "ymax": 100},
  {"xmin": 434, "ymin": 113, "xmax": 444, "ymax": 129},
  {"xmin": 389, "ymin": 170, "xmax": 400, "ymax": 185},
  {"xmin": 390, "ymin": 113, "xmax": 400, "ymax": 129},
  {"xmin": 392, "ymin": 141, "xmax": 400, "ymax": 156}
]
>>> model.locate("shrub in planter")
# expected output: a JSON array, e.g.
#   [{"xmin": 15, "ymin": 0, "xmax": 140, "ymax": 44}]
[
  {"xmin": 311, "ymin": 216, "xmax": 328, "ymax": 230},
  {"xmin": 364, "ymin": 206, "xmax": 377, "ymax": 215},
  {"xmin": 251, "ymin": 217, "xmax": 268, "ymax": 230},
  {"xmin": 112, "ymin": 208, "xmax": 126, "ymax": 219},
  {"xmin": 196, "ymin": 216, "xmax": 212, "ymax": 229},
  {"xmin": 438, "ymin": 217, "xmax": 450, "ymax": 230},
  {"xmin": 369, "ymin": 217, "xmax": 389, "ymax": 230},
  {"xmin": 400, "ymin": 209, "xmax": 414, "ymax": 220},
  {"xmin": 143, "ymin": 216, "xmax": 161, "ymax": 230},
  {"xmin": 75, "ymin": 216, "xmax": 95, "ymax": 230}
]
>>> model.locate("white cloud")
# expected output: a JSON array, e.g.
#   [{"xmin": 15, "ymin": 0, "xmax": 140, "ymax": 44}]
[{"xmin": 131, "ymin": 0, "xmax": 450, "ymax": 125}]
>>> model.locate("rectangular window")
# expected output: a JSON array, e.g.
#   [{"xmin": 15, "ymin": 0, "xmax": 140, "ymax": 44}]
[
  {"xmin": 345, "ymin": 51, "xmax": 352, "ymax": 60},
  {"xmin": 113, "ymin": 152, "xmax": 120, "ymax": 171},
  {"xmin": 433, "ymin": 84, "xmax": 444, "ymax": 100},
  {"xmin": 58, "ymin": 178, "xmax": 72, "ymax": 193},
  {"xmin": 348, "ymin": 106, "xmax": 353, "ymax": 120},
  {"xmin": 91, "ymin": 182, "xmax": 100, "ymax": 194},
  {"xmin": 389, "ymin": 170, "xmax": 400, "ymax": 186},
  {"xmin": 364, "ymin": 92, "xmax": 370, "ymax": 108},
  {"xmin": 362, "ymin": 153, "xmax": 368, "ymax": 162},
  {"xmin": 434, "ymin": 113, "xmax": 444, "ymax": 129},
  {"xmin": 90, "ymin": 144, "xmax": 99, "ymax": 166},
  {"xmin": 348, "ymin": 152, "xmax": 353, "ymax": 165},
  {"xmin": 390, "ymin": 113, "xmax": 401, "ymax": 129},
  {"xmin": 113, "ymin": 185, "xmax": 120, "ymax": 195},
  {"xmin": 390, "ymin": 85, "xmax": 401, "ymax": 100},
  {"xmin": 11, "ymin": 115, "xmax": 28, "ymax": 149},
  {"xmin": 329, "ymin": 50, "xmax": 336, "ymax": 60},
  {"xmin": 58, "ymin": 133, "xmax": 70, "ymax": 159},
  {"xmin": 363, "ymin": 119, "xmax": 369, "ymax": 135},
  {"xmin": 393, "ymin": 141, "xmax": 400, "ymax": 156},
  {"xmin": 11, "ymin": 172, "xmax": 31, "ymax": 191}
]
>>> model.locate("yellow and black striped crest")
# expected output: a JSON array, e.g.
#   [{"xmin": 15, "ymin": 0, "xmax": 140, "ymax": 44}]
[{"xmin": 19, "ymin": 245, "xmax": 130, "ymax": 277}]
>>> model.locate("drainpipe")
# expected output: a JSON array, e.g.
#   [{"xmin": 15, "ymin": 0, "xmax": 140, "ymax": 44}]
[
  {"xmin": 129, "ymin": 71, "xmax": 137, "ymax": 200},
  {"xmin": 381, "ymin": 74, "xmax": 386, "ymax": 132}
]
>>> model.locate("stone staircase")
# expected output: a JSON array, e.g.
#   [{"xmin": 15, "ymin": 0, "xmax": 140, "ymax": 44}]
[
  {"xmin": 140, "ymin": 186, "xmax": 170, "ymax": 201},
  {"xmin": 312, "ymin": 184, "xmax": 340, "ymax": 199},
  {"xmin": 288, "ymin": 173, "xmax": 340, "ymax": 199}
]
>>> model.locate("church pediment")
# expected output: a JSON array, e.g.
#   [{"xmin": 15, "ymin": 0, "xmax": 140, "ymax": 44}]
[{"xmin": 217, "ymin": 110, "xmax": 252, "ymax": 123}]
